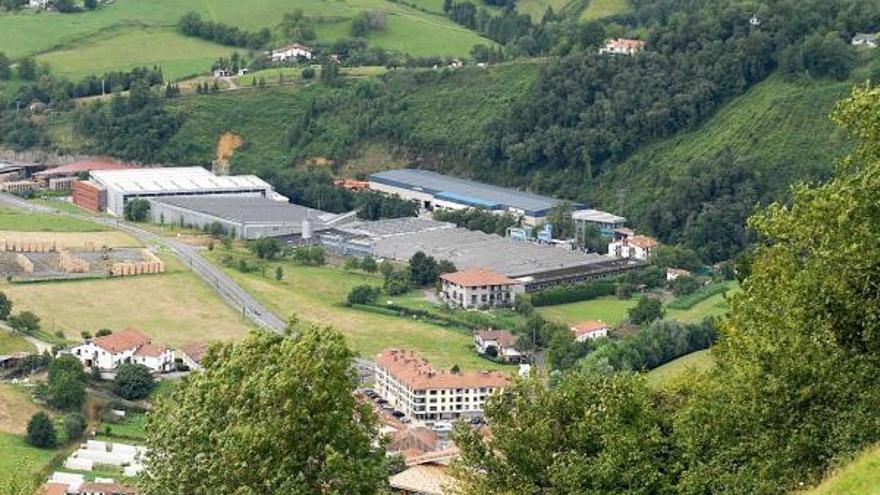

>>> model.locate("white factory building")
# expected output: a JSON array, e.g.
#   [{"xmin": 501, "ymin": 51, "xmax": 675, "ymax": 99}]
[{"xmin": 86, "ymin": 167, "xmax": 278, "ymax": 216}]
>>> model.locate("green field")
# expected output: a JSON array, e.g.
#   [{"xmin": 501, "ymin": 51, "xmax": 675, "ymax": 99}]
[
  {"xmin": 0, "ymin": 332, "xmax": 35, "ymax": 355},
  {"xmin": 580, "ymin": 0, "xmax": 630, "ymax": 20},
  {"xmin": 804, "ymin": 445, "xmax": 880, "ymax": 495},
  {"xmin": 0, "ymin": 0, "xmax": 491, "ymax": 79},
  {"xmin": 0, "ymin": 208, "xmax": 106, "ymax": 232},
  {"xmin": 99, "ymin": 413, "xmax": 147, "ymax": 442},
  {"xmin": 37, "ymin": 27, "xmax": 232, "ymax": 81},
  {"xmin": 207, "ymin": 252, "xmax": 511, "ymax": 371},
  {"xmin": 645, "ymin": 349, "xmax": 715, "ymax": 388},
  {"xmin": 0, "ymin": 432, "xmax": 58, "ymax": 486},
  {"xmin": 2, "ymin": 255, "xmax": 252, "ymax": 347},
  {"xmin": 537, "ymin": 296, "xmax": 637, "ymax": 326}
]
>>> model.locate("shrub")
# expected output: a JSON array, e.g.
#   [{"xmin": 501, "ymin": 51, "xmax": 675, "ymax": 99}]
[
  {"xmin": 26, "ymin": 412, "xmax": 56, "ymax": 448},
  {"xmin": 667, "ymin": 283, "xmax": 731, "ymax": 310},
  {"xmin": 670, "ymin": 276, "xmax": 701, "ymax": 296},
  {"xmin": 47, "ymin": 356, "xmax": 87, "ymax": 411},
  {"xmin": 531, "ymin": 281, "xmax": 615, "ymax": 306},
  {"xmin": 347, "ymin": 285, "xmax": 380, "ymax": 305},
  {"xmin": 63, "ymin": 412, "xmax": 86, "ymax": 440},
  {"xmin": 628, "ymin": 297, "xmax": 664, "ymax": 325}
]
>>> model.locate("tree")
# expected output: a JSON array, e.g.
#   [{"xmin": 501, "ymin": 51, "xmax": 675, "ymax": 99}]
[
  {"xmin": 320, "ymin": 61, "xmax": 341, "ymax": 85},
  {"xmin": 114, "ymin": 363, "xmax": 155, "ymax": 400},
  {"xmin": 26, "ymin": 412, "xmax": 56, "ymax": 448},
  {"xmin": 652, "ymin": 244, "xmax": 703, "ymax": 271},
  {"xmin": 628, "ymin": 297, "xmax": 663, "ymax": 325},
  {"xmin": 452, "ymin": 372, "xmax": 672, "ymax": 494},
  {"xmin": 83, "ymin": 0, "xmax": 97, "ymax": 9},
  {"xmin": 409, "ymin": 251, "xmax": 439, "ymax": 286},
  {"xmin": 249, "ymin": 237, "xmax": 282, "ymax": 260},
  {"xmin": 47, "ymin": 355, "xmax": 87, "ymax": 411},
  {"xmin": 379, "ymin": 260, "xmax": 395, "ymax": 278},
  {"xmin": 383, "ymin": 270, "xmax": 410, "ymax": 296},
  {"xmin": 546, "ymin": 201, "xmax": 574, "ymax": 239},
  {"xmin": 347, "ymin": 285, "xmax": 380, "ymax": 305},
  {"xmin": 437, "ymin": 259, "xmax": 456, "ymax": 274},
  {"xmin": 671, "ymin": 276, "xmax": 701, "ymax": 296},
  {"xmin": 360, "ymin": 256, "xmax": 377, "ymax": 273},
  {"xmin": 0, "ymin": 52, "xmax": 11, "ymax": 81},
  {"xmin": 275, "ymin": 266, "xmax": 284, "ymax": 281},
  {"xmin": 141, "ymin": 325, "xmax": 387, "ymax": 494},
  {"xmin": 8, "ymin": 311, "xmax": 39, "ymax": 335},
  {"xmin": 301, "ymin": 67, "xmax": 315, "ymax": 79},
  {"xmin": 123, "ymin": 198, "xmax": 151, "ymax": 222},
  {"xmin": 17, "ymin": 57, "xmax": 37, "ymax": 80},
  {"xmin": 63, "ymin": 412, "xmax": 87, "ymax": 440},
  {"xmin": 95, "ymin": 328, "xmax": 112, "ymax": 337},
  {"xmin": 344, "ymin": 257, "xmax": 361, "ymax": 271},
  {"xmin": 0, "ymin": 291, "xmax": 11, "ymax": 320},
  {"xmin": 450, "ymin": 364, "xmax": 461, "ymax": 373}
]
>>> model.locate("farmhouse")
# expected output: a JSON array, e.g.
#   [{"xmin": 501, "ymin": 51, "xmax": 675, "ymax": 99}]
[
  {"xmin": 368, "ymin": 168, "xmax": 584, "ymax": 226},
  {"xmin": 375, "ymin": 349, "xmax": 509, "ymax": 421},
  {"xmin": 666, "ymin": 267, "xmax": 691, "ymax": 281},
  {"xmin": 179, "ymin": 342, "xmax": 208, "ymax": 370},
  {"xmin": 852, "ymin": 33, "xmax": 878, "ymax": 47},
  {"xmin": 474, "ymin": 329, "xmax": 523, "ymax": 363},
  {"xmin": 322, "ymin": 218, "xmax": 646, "ymax": 292},
  {"xmin": 571, "ymin": 320, "xmax": 611, "ymax": 342},
  {"xmin": 440, "ymin": 268, "xmax": 518, "ymax": 309},
  {"xmin": 271, "ymin": 43, "xmax": 313, "ymax": 62},
  {"xmin": 78, "ymin": 167, "xmax": 277, "ymax": 216},
  {"xmin": 608, "ymin": 231, "xmax": 658, "ymax": 261},
  {"xmin": 70, "ymin": 328, "xmax": 173, "ymax": 372},
  {"xmin": 599, "ymin": 38, "xmax": 646, "ymax": 55}
]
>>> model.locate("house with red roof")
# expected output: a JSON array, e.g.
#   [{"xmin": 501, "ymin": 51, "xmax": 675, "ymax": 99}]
[
  {"xmin": 439, "ymin": 267, "xmax": 519, "ymax": 309},
  {"xmin": 69, "ymin": 328, "xmax": 172, "ymax": 373},
  {"xmin": 571, "ymin": 320, "xmax": 611, "ymax": 342}
]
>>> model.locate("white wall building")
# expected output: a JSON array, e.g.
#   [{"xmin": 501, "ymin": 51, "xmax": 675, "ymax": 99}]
[
  {"xmin": 599, "ymin": 38, "xmax": 646, "ymax": 55},
  {"xmin": 852, "ymin": 33, "xmax": 878, "ymax": 48},
  {"xmin": 608, "ymin": 234, "xmax": 658, "ymax": 261},
  {"xmin": 271, "ymin": 43, "xmax": 313, "ymax": 62},
  {"xmin": 571, "ymin": 320, "xmax": 611, "ymax": 342},
  {"xmin": 179, "ymin": 342, "xmax": 208, "ymax": 371},
  {"xmin": 440, "ymin": 267, "xmax": 518, "ymax": 309},
  {"xmin": 88, "ymin": 167, "xmax": 275, "ymax": 216},
  {"xmin": 474, "ymin": 329, "xmax": 523, "ymax": 363},
  {"xmin": 376, "ymin": 349, "xmax": 509, "ymax": 421},
  {"xmin": 69, "ymin": 328, "xmax": 172, "ymax": 372}
]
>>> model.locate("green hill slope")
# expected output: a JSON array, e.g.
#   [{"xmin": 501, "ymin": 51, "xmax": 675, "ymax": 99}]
[
  {"xmin": 803, "ymin": 445, "xmax": 880, "ymax": 495},
  {"xmin": 0, "ymin": 0, "xmax": 490, "ymax": 79}
]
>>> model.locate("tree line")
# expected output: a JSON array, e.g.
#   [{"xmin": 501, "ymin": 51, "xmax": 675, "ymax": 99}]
[{"xmin": 178, "ymin": 12, "xmax": 272, "ymax": 49}]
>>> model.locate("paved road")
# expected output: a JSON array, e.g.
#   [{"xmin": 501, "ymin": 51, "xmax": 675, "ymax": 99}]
[{"xmin": 0, "ymin": 193, "xmax": 286, "ymax": 331}]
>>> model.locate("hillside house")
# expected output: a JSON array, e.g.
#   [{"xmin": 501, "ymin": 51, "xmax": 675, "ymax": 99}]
[
  {"xmin": 440, "ymin": 268, "xmax": 518, "ymax": 309},
  {"xmin": 179, "ymin": 342, "xmax": 208, "ymax": 371},
  {"xmin": 608, "ymin": 230, "xmax": 658, "ymax": 261},
  {"xmin": 852, "ymin": 33, "xmax": 879, "ymax": 47},
  {"xmin": 666, "ymin": 268, "xmax": 691, "ymax": 281},
  {"xmin": 70, "ymin": 329, "xmax": 173, "ymax": 373},
  {"xmin": 599, "ymin": 38, "xmax": 646, "ymax": 55},
  {"xmin": 571, "ymin": 320, "xmax": 611, "ymax": 342},
  {"xmin": 474, "ymin": 329, "xmax": 523, "ymax": 363},
  {"xmin": 271, "ymin": 43, "xmax": 313, "ymax": 62}
]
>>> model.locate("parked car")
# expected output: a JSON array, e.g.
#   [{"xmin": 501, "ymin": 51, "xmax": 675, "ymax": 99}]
[{"xmin": 391, "ymin": 410, "xmax": 405, "ymax": 418}]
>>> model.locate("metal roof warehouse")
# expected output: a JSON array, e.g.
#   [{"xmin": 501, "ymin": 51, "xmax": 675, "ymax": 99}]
[{"xmin": 368, "ymin": 169, "xmax": 583, "ymax": 222}]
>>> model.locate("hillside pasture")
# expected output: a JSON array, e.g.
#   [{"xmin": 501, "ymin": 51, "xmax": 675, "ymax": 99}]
[
  {"xmin": 0, "ymin": 383, "xmax": 41, "ymax": 435},
  {"xmin": 804, "ymin": 444, "xmax": 880, "ymax": 495},
  {"xmin": 0, "ymin": 332, "xmax": 36, "ymax": 355},
  {"xmin": 580, "ymin": 0, "xmax": 630, "ymax": 20},
  {"xmin": 0, "ymin": 208, "xmax": 107, "ymax": 232},
  {"xmin": 0, "ymin": 431, "xmax": 58, "ymax": 486},
  {"xmin": 645, "ymin": 349, "xmax": 715, "ymax": 388}
]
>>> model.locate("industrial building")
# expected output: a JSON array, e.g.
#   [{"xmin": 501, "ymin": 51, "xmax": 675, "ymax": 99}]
[
  {"xmin": 34, "ymin": 160, "xmax": 134, "ymax": 190},
  {"xmin": 147, "ymin": 196, "xmax": 335, "ymax": 240},
  {"xmin": 368, "ymin": 169, "xmax": 584, "ymax": 225},
  {"xmin": 572, "ymin": 209, "xmax": 627, "ymax": 237},
  {"xmin": 320, "ymin": 218, "xmax": 645, "ymax": 292},
  {"xmin": 75, "ymin": 167, "xmax": 277, "ymax": 215}
]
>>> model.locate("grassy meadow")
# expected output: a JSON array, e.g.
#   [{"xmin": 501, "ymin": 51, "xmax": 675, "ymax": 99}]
[
  {"xmin": 0, "ymin": 207, "xmax": 107, "ymax": 232},
  {"xmin": 645, "ymin": 349, "xmax": 715, "ymax": 388},
  {"xmin": 0, "ymin": 332, "xmax": 36, "ymax": 355},
  {"xmin": 0, "ymin": 0, "xmax": 490, "ymax": 81},
  {"xmin": 580, "ymin": 0, "xmax": 630, "ymax": 20},
  {"xmin": 804, "ymin": 444, "xmax": 880, "ymax": 495}
]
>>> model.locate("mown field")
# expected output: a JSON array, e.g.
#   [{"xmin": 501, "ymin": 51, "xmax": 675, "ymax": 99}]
[
  {"xmin": 645, "ymin": 349, "xmax": 715, "ymax": 388},
  {"xmin": 207, "ymin": 252, "xmax": 511, "ymax": 371},
  {"xmin": 0, "ymin": 0, "xmax": 491, "ymax": 80},
  {"xmin": 804, "ymin": 444, "xmax": 880, "ymax": 495},
  {"xmin": 0, "ymin": 207, "xmax": 107, "ymax": 232},
  {"xmin": 0, "ymin": 332, "xmax": 35, "ymax": 355},
  {"xmin": 1, "ymin": 254, "xmax": 252, "ymax": 347},
  {"xmin": 580, "ymin": 0, "xmax": 630, "ymax": 20}
]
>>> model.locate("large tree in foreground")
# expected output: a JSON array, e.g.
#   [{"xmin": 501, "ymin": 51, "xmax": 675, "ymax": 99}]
[{"xmin": 140, "ymin": 324, "xmax": 386, "ymax": 495}]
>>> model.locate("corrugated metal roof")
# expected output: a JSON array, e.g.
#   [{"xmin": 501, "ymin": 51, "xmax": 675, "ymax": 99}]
[{"xmin": 91, "ymin": 167, "xmax": 271, "ymax": 195}]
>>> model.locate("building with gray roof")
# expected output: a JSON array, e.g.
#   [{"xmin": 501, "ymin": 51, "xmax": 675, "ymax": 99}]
[
  {"xmin": 148, "ymin": 196, "xmax": 333, "ymax": 240},
  {"xmin": 368, "ymin": 169, "xmax": 584, "ymax": 225}
]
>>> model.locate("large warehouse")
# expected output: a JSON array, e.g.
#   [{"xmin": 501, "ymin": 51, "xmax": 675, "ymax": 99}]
[
  {"xmin": 321, "ymin": 218, "xmax": 644, "ymax": 292},
  {"xmin": 76, "ymin": 167, "xmax": 277, "ymax": 216},
  {"xmin": 368, "ymin": 169, "xmax": 584, "ymax": 225},
  {"xmin": 147, "ymin": 196, "xmax": 335, "ymax": 240}
]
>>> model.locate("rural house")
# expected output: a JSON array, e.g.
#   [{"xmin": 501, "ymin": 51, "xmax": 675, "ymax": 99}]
[
  {"xmin": 608, "ymin": 231, "xmax": 658, "ymax": 261},
  {"xmin": 179, "ymin": 342, "xmax": 208, "ymax": 371},
  {"xmin": 474, "ymin": 329, "xmax": 523, "ymax": 363},
  {"xmin": 70, "ymin": 328, "xmax": 173, "ymax": 373},
  {"xmin": 666, "ymin": 268, "xmax": 691, "ymax": 281},
  {"xmin": 439, "ymin": 268, "xmax": 518, "ymax": 309},
  {"xmin": 571, "ymin": 320, "xmax": 611, "ymax": 342},
  {"xmin": 599, "ymin": 38, "xmax": 646, "ymax": 55},
  {"xmin": 270, "ymin": 43, "xmax": 313, "ymax": 62},
  {"xmin": 852, "ymin": 33, "xmax": 878, "ymax": 47}
]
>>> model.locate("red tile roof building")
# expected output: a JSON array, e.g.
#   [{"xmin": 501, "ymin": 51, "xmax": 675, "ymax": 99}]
[
  {"xmin": 376, "ymin": 349, "xmax": 509, "ymax": 421},
  {"xmin": 571, "ymin": 320, "xmax": 611, "ymax": 342},
  {"xmin": 70, "ymin": 328, "xmax": 173, "ymax": 373},
  {"xmin": 439, "ymin": 268, "xmax": 519, "ymax": 309}
]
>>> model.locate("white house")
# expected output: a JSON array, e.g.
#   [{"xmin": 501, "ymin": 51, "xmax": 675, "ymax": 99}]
[
  {"xmin": 474, "ymin": 329, "xmax": 523, "ymax": 363},
  {"xmin": 270, "ymin": 43, "xmax": 313, "ymax": 62},
  {"xmin": 179, "ymin": 342, "xmax": 208, "ymax": 371},
  {"xmin": 571, "ymin": 320, "xmax": 611, "ymax": 342},
  {"xmin": 852, "ymin": 33, "xmax": 879, "ymax": 48},
  {"xmin": 666, "ymin": 267, "xmax": 691, "ymax": 281},
  {"xmin": 69, "ymin": 328, "xmax": 172, "ymax": 373},
  {"xmin": 608, "ymin": 233, "xmax": 658, "ymax": 261},
  {"xmin": 439, "ymin": 267, "xmax": 518, "ymax": 309},
  {"xmin": 599, "ymin": 38, "xmax": 646, "ymax": 55},
  {"xmin": 27, "ymin": 0, "xmax": 49, "ymax": 8}
]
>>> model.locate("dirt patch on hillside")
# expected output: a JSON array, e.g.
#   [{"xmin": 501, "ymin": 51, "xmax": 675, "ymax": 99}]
[{"xmin": 213, "ymin": 132, "xmax": 243, "ymax": 175}]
